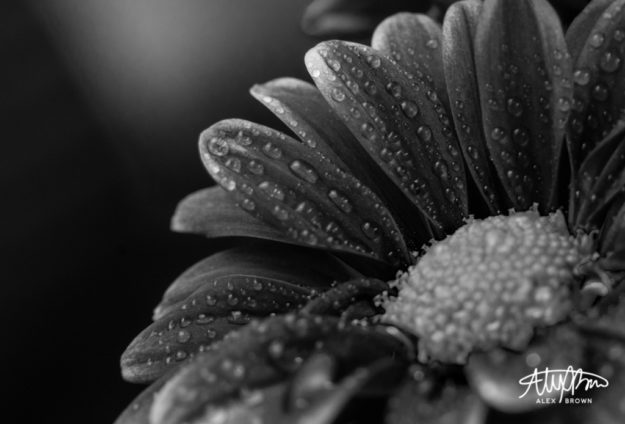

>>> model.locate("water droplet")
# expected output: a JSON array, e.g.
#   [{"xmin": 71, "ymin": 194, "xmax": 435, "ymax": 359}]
[
  {"xmin": 247, "ymin": 160, "xmax": 264, "ymax": 175},
  {"xmin": 225, "ymin": 157, "xmax": 241, "ymax": 173},
  {"xmin": 196, "ymin": 313, "xmax": 215, "ymax": 324},
  {"xmin": 557, "ymin": 97, "xmax": 571, "ymax": 112},
  {"xmin": 592, "ymin": 82, "xmax": 609, "ymax": 102},
  {"xmin": 615, "ymin": 29, "xmax": 625, "ymax": 42},
  {"xmin": 331, "ymin": 87, "xmax": 346, "ymax": 102},
  {"xmin": 240, "ymin": 198, "xmax": 256, "ymax": 211},
  {"xmin": 385, "ymin": 81, "xmax": 402, "ymax": 98},
  {"xmin": 573, "ymin": 69, "xmax": 590, "ymax": 86},
  {"xmin": 599, "ymin": 51, "xmax": 621, "ymax": 73},
  {"xmin": 361, "ymin": 221, "xmax": 380, "ymax": 239},
  {"xmin": 177, "ymin": 330, "xmax": 191, "ymax": 343},
  {"xmin": 366, "ymin": 55, "xmax": 381, "ymax": 69},
  {"xmin": 491, "ymin": 128, "xmax": 507, "ymax": 143},
  {"xmin": 361, "ymin": 122, "xmax": 376, "ymax": 140},
  {"xmin": 506, "ymin": 97, "xmax": 523, "ymax": 117},
  {"xmin": 328, "ymin": 189, "xmax": 353, "ymax": 213},
  {"xmin": 327, "ymin": 58, "xmax": 341, "ymax": 72},
  {"xmin": 363, "ymin": 80, "xmax": 378, "ymax": 95},
  {"xmin": 258, "ymin": 181, "xmax": 285, "ymax": 200},
  {"xmin": 434, "ymin": 161, "xmax": 449, "ymax": 180},
  {"xmin": 416, "ymin": 125, "xmax": 432, "ymax": 142},
  {"xmin": 272, "ymin": 205, "xmax": 289, "ymax": 220},
  {"xmin": 208, "ymin": 138, "xmax": 229, "ymax": 157},
  {"xmin": 175, "ymin": 350, "xmax": 188, "ymax": 361},
  {"xmin": 228, "ymin": 310, "xmax": 249, "ymax": 325},
  {"xmin": 262, "ymin": 142, "xmax": 282, "ymax": 159},
  {"xmin": 289, "ymin": 160, "xmax": 319, "ymax": 183},
  {"xmin": 206, "ymin": 294, "xmax": 218, "ymax": 306},
  {"xmin": 590, "ymin": 32, "xmax": 605, "ymax": 48},
  {"xmin": 512, "ymin": 127, "xmax": 530, "ymax": 146},
  {"xmin": 425, "ymin": 39, "xmax": 439, "ymax": 49},
  {"xmin": 400, "ymin": 100, "xmax": 419, "ymax": 118}
]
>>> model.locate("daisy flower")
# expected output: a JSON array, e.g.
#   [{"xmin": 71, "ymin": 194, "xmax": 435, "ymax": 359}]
[{"xmin": 117, "ymin": 0, "xmax": 625, "ymax": 423}]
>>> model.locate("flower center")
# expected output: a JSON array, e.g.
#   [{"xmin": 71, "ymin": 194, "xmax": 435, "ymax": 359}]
[{"xmin": 381, "ymin": 210, "xmax": 584, "ymax": 364}]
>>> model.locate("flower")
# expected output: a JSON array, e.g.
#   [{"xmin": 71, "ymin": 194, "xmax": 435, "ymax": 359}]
[{"xmin": 117, "ymin": 0, "xmax": 625, "ymax": 423}]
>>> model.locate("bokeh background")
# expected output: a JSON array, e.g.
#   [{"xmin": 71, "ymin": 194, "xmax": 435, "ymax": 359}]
[{"xmin": 2, "ymin": 1, "xmax": 320, "ymax": 422}]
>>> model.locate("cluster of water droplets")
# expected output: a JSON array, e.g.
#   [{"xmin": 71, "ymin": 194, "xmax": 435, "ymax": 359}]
[
  {"xmin": 307, "ymin": 41, "xmax": 467, "ymax": 230},
  {"xmin": 201, "ymin": 122, "xmax": 409, "ymax": 265}
]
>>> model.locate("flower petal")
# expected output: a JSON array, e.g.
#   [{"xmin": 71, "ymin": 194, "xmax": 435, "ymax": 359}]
[
  {"xmin": 154, "ymin": 245, "xmax": 356, "ymax": 320},
  {"xmin": 598, "ymin": 198, "xmax": 625, "ymax": 268},
  {"xmin": 250, "ymin": 77, "xmax": 434, "ymax": 247},
  {"xmin": 200, "ymin": 119, "xmax": 411, "ymax": 267},
  {"xmin": 443, "ymin": 0, "xmax": 506, "ymax": 214},
  {"xmin": 121, "ymin": 276, "xmax": 314, "ymax": 383},
  {"xmin": 114, "ymin": 372, "xmax": 172, "ymax": 424},
  {"xmin": 149, "ymin": 314, "xmax": 409, "ymax": 424},
  {"xmin": 566, "ymin": 0, "xmax": 625, "ymax": 173},
  {"xmin": 474, "ymin": 0, "xmax": 573, "ymax": 211},
  {"xmin": 465, "ymin": 325, "xmax": 584, "ymax": 413},
  {"xmin": 306, "ymin": 40, "xmax": 468, "ymax": 232},
  {"xmin": 172, "ymin": 186, "xmax": 288, "ymax": 242},
  {"xmin": 372, "ymin": 13, "xmax": 448, "ymax": 109},
  {"xmin": 573, "ymin": 121, "xmax": 625, "ymax": 229}
]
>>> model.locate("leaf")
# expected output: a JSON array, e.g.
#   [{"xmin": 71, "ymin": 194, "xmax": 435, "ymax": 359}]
[
  {"xmin": 200, "ymin": 119, "xmax": 411, "ymax": 267},
  {"xmin": 566, "ymin": 0, "xmax": 625, "ymax": 172},
  {"xmin": 154, "ymin": 244, "xmax": 357, "ymax": 320},
  {"xmin": 305, "ymin": 40, "xmax": 468, "ymax": 232},
  {"xmin": 372, "ymin": 13, "xmax": 448, "ymax": 110},
  {"xmin": 474, "ymin": 0, "xmax": 573, "ymax": 211},
  {"xmin": 442, "ymin": 0, "xmax": 505, "ymax": 214}
]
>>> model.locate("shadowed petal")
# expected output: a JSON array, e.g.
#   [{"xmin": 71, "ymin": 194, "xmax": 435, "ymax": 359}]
[
  {"xmin": 474, "ymin": 0, "xmax": 573, "ymax": 211},
  {"xmin": 114, "ymin": 371, "xmax": 174, "ymax": 424},
  {"xmin": 306, "ymin": 40, "xmax": 468, "ymax": 232},
  {"xmin": 154, "ymin": 245, "xmax": 357, "ymax": 320},
  {"xmin": 386, "ymin": 371, "xmax": 485, "ymax": 424},
  {"xmin": 372, "ymin": 13, "xmax": 448, "ymax": 108},
  {"xmin": 599, "ymin": 198, "xmax": 625, "ymax": 269},
  {"xmin": 301, "ymin": 0, "xmax": 430, "ymax": 38},
  {"xmin": 573, "ymin": 121, "xmax": 625, "ymax": 229},
  {"xmin": 172, "ymin": 186, "xmax": 288, "ymax": 242},
  {"xmin": 443, "ymin": 0, "xmax": 505, "ymax": 214},
  {"xmin": 149, "ymin": 315, "xmax": 409, "ymax": 424},
  {"xmin": 565, "ymin": 0, "xmax": 625, "ymax": 174},
  {"xmin": 465, "ymin": 325, "xmax": 583, "ymax": 413},
  {"xmin": 200, "ymin": 119, "xmax": 411, "ymax": 267},
  {"xmin": 121, "ymin": 276, "xmax": 314, "ymax": 383}
]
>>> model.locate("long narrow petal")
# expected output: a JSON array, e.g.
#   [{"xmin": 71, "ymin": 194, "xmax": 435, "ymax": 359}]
[
  {"xmin": 372, "ymin": 13, "xmax": 448, "ymax": 109},
  {"xmin": 200, "ymin": 119, "xmax": 411, "ymax": 267},
  {"xmin": 154, "ymin": 245, "xmax": 356, "ymax": 320},
  {"xmin": 443, "ymin": 0, "xmax": 505, "ymax": 214},
  {"xmin": 474, "ymin": 0, "xmax": 573, "ymax": 211},
  {"xmin": 599, "ymin": 198, "xmax": 625, "ymax": 267},
  {"xmin": 566, "ymin": 0, "xmax": 625, "ymax": 173},
  {"xmin": 306, "ymin": 41, "xmax": 468, "ymax": 232},
  {"xmin": 573, "ymin": 121, "xmax": 625, "ymax": 229}
]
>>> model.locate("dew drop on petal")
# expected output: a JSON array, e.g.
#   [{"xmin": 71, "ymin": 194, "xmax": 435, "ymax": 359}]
[
  {"xmin": 328, "ymin": 189, "xmax": 353, "ymax": 213},
  {"xmin": 289, "ymin": 160, "xmax": 319, "ymax": 183},
  {"xmin": 590, "ymin": 32, "xmax": 605, "ymax": 48},
  {"xmin": 416, "ymin": 125, "xmax": 432, "ymax": 142},
  {"xmin": 262, "ymin": 142, "xmax": 282, "ymax": 159},
  {"xmin": 177, "ymin": 330, "xmax": 191, "ymax": 344},
  {"xmin": 506, "ymin": 97, "xmax": 523, "ymax": 117},
  {"xmin": 258, "ymin": 181, "xmax": 285, "ymax": 200},
  {"xmin": 208, "ymin": 138, "xmax": 229, "ymax": 157},
  {"xmin": 592, "ymin": 82, "xmax": 609, "ymax": 102},
  {"xmin": 331, "ymin": 87, "xmax": 346, "ymax": 102},
  {"xmin": 247, "ymin": 160, "xmax": 264, "ymax": 175},
  {"xmin": 599, "ymin": 51, "xmax": 621, "ymax": 73},
  {"xmin": 400, "ymin": 100, "xmax": 419, "ymax": 118}
]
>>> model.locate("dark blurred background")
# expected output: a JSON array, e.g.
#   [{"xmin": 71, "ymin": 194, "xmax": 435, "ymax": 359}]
[{"xmin": 1, "ymin": 1, "xmax": 317, "ymax": 422}]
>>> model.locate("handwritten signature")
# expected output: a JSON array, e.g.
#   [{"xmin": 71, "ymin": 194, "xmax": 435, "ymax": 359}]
[{"xmin": 518, "ymin": 366, "xmax": 609, "ymax": 402}]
